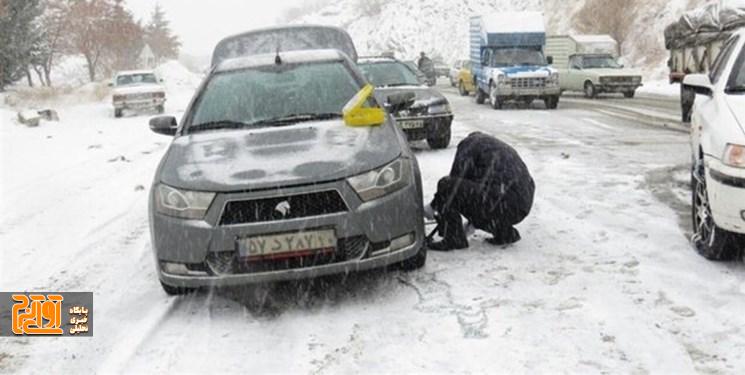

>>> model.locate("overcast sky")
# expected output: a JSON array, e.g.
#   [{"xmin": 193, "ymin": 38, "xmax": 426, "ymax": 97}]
[{"xmin": 126, "ymin": 0, "xmax": 303, "ymax": 56}]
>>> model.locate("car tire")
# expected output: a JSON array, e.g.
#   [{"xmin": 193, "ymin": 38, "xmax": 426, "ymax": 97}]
[
  {"xmin": 160, "ymin": 281, "xmax": 197, "ymax": 296},
  {"xmin": 681, "ymin": 85, "xmax": 695, "ymax": 123},
  {"xmin": 458, "ymin": 81, "xmax": 469, "ymax": 96},
  {"xmin": 544, "ymin": 96, "xmax": 559, "ymax": 110},
  {"xmin": 427, "ymin": 129, "xmax": 451, "ymax": 149},
  {"xmin": 489, "ymin": 83, "xmax": 502, "ymax": 110},
  {"xmin": 450, "ymin": 77, "xmax": 456, "ymax": 87},
  {"xmin": 114, "ymin": 109, "xmax": 123, "ymax": 118},
  {"xmin": 623, "ymin": 90, "xmax": 636, "ymax": 99},
  {"xmin": 584, "ymin": 81, "xmax": 597, "ymax": 99},
  {"xmin": 397, "ymin": 246, "xmax": 427, "ymax": 272},
  {"xmin": 691, "ymin": 161, "xmax": 745, "ymax": 261},
  {"xmin": 476, "ymin": 88, "xmax": 486, "ymax": 104},
  {"xmin": 157, "ymin": 105, "xmax": 165, "ymax": 114}
]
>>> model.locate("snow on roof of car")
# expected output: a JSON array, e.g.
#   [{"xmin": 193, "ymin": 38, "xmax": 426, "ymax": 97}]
[
  {"xmin": 480, "ymin": 12, "xmax": 545, "ymax": 34},
  {"xmin": 115, "ymin": 70, "xmax": 156, "ymax": 76},
  {"xmin": 215, "ymin": 49, "xmax": 348, "ymax": 73}
]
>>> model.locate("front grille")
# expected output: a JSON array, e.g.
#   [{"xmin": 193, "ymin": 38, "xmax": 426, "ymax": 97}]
[
  {"xmin": 205, "ymin": 236, "xmax": 369, "ymax": 275},
  {"xmin": 128, "ymin": 93, "xmax": 154, "ymax": 100},
  {"xmin": 603, "ymin": 76, "xmax": 635, "ymax": 84},
  {"xmin": 220, "ymin": 190, "xmax": 348, "ymax": 225},
  {"xmin": 509, "ymin": 77, "xmax": 546, "ymax": 89}
]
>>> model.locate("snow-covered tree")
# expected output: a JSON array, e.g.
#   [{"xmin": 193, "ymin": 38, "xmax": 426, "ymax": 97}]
[
  {"xmin": 0, "ymin": 0, "xmax": 44, "ymax": 90},
  {"xmin": 144, "ymin": 4, "xmax": 180, "ymax": 61}
]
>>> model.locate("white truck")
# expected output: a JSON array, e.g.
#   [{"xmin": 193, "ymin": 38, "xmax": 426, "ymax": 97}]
[
  {"xmin": 110, "ymin": 70, "xmax": 166, "ymax": 118},
  {"xmin": 546, "ymin": 35, "xmax": 643, "ymax": 98},
  {"xmin": 665, "ymin": 1, "xmax": 745, "ymax": 121},
  {"xmin": 470, "ymin": 12, "xmax": 561, "ymax": 110}
]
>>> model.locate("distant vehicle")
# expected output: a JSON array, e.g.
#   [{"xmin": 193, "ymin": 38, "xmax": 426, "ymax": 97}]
[
  {"xmin": 684, "ymin": 29, "xmax": 745, "ymax": 261},
  {"xmin": 449, "ymin": 59, "xmax": 469, "ymax": 86},
  {"xmin": 149, "ymin": 28, "xmax": 426, "ymax": 295},
  {"xmin": 665, "ymin": 2, "xmax": 745, "ymax": 121},
  {"xmin": 403, "ymin": 60, "xmax": 428, "ymax": 84},
  {"xmin": 110, "ymin": 70, "xmax": 166, "ymax": 118},
  {"xmin": 455, "ymin": 60, "xmax": 476, "ymax": 96},
  {"xmin": 433, "ymin": 60, "xmax": 450, "ymax": 78},
  {"xmin": 470, "ymin": 12, "xmax": 561, "ymax": 109},
  {"xmin": 546, "ymin": 35, "xmax": 643, "ymax": 98},
  {"xmin": 358, "ymin": 56, "xmax": 454, "ymax": 149}
]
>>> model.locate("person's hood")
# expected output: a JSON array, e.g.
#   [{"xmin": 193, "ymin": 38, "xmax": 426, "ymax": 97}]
[
  {"xmin": 113, "ymin": 84, "xmax": 165, "ymax": 96},
  {"xmin": 374, "ymin": 86, "xmax": 448, "ymax": 109},
  {"xmin": 495, "ymin": 65, "xmax": 556, "ymax": 77},
  {"xmin": 725, "ymin": 95, "xmax": 745, "ymax": 136},
  {"xmin": 158, "ymin": 119, "xmax": 402, "ymax": 192},
  {"xmin": 586, "ymin": 68, "xmax": 643, "ymax": 77}
]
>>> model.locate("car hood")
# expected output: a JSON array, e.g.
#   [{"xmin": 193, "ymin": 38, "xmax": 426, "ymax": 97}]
[
  {"xmin": 113, "ymin": 84, "xmax": 165, "ymax": 95},
  {"xmin": 725, "ymin": 95, "xmax": 745, "ymax": 136},
  {"xmin": 158, "ymin": 119, "xmax": 402, "ymax": 192},
  {"xmin": 587, "ymin": 68, "xmax": 642, "ymax": 77},
  {"xmin": 374, "ymin": 86, "xmax": 448, "ymax": 109},
  {"xmin": 496, "ymin": 66, "xmax": 556, "ymax": 78}
]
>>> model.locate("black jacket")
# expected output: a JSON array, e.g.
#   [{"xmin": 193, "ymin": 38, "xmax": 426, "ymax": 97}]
[{"xmin": 450, "ymin": 132, "xmax": 535, "ymax": 215}]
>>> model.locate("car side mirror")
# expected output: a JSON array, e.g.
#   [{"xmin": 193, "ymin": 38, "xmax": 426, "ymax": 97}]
[
  {"xmin": 385, "ymin": 92, "xmax": 416, "ymax": 114},
  {"xmin": 149, "ymin": 116, "xmax": 178, "ymax": 136},
  {"xmin": 546, "ymin": 56, "xmax": 554, "ymax": 65},
  {"xmin": 683, "ymin": 74, "xmax": 713, "ymax": 97}
]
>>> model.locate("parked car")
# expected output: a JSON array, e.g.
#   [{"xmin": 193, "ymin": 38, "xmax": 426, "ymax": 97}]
[
  {"xmin": 449, "ymin": 59, "xmax": 469, "ymax": 86},
  {"xmin": 358, "ymin": 56, "xmax": 454, "ymax": 149},
  {"xmin": 110, "ymin": 70, "xmax": 166, "ymax": 118},
  {"xmin": 684, "ymin": 29, "xmax": 745, "ymax": 261},
  {"xmin": 433, "ymin": 59, "xmax": 450, "ymax": 78},
  {"xmin": 455, "ymin": 60, "xmax": 476, "ymax": 96},
  {"xmin": 148, "ymin": 29, "xmax": 427, "ymax": 295}
]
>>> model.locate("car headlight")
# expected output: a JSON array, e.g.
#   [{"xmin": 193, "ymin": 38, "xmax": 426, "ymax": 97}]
[
  {"xmin": 723, "ymin": 144, "xmax": 745, "ymax": 168},
  {"xmin": 347, "ymin": 158, "xmax": 412, "ymax": 202},
  {"xmin": 155, "ymin": 184, "xmax": 215, "ymax": 219},
  {"xmin": 632, "ymin": 76, "xmax": 642, "ymax": 84},
  {"xmin": 600, "ymin": 77, "xmax": 611, "ymax": 84},
  {"xmin": 497, "ymin": 75, "xmax": 508, "ymax": 85},
  {"xmin": 428, "ymin": 103, "xmax": 451, "ymax": 114},
  {"xmin": 547, "ymin": 73, "xmax": 559, "ymax": 85}
]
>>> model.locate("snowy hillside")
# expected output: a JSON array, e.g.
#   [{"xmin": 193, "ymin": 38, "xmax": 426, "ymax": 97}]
[{"xmin": 291, "ymin": 0, "xmax": 709, "ymax": 78}]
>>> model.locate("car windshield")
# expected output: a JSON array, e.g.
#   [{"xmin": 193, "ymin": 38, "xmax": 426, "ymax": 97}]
[
  {"xmin": 116, "ymin": 73, "xmax": 157, "ymax": 86},
  {"xmin": 358, "ymin": 61, "xmax": 420, "ymax": 87},
  {"xmin": 188, "ymin": 62, "xmax": 361, "ymax": 132},
  {"xmin": 491, "ymin": 48, "xmax": 546, "ymax": 67},
  {"xmin": 583, "ymin": 55, "xmax": 622, "ymax": 69},
  {"xmin": 729, "ymin": 48, "xmax": 745, "ymax": 92}
]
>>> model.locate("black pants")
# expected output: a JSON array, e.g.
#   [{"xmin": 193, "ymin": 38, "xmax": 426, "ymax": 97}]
[{"xmin": 430, "ymin": 176, "xmax": 530, "ymax": 245}]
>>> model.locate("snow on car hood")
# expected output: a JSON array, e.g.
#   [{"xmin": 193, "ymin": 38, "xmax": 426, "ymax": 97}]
[
  {"xmin": 496, "ymin": 66, "xmax": 556, "ymax": 78},
  {"xmin": 374, "ymin": 86, "xmax": 447, "ymax": 108},
  {"xmin": 725, "ymin": 95, "xmax": 745, "ymax": 136},
  {"xmin": 112, "ymin": 84, "xmax": 165, "ymax": 96},
  {"xmin": 158, "ymin": 119, "xmax": 402, "ymax": 192}
]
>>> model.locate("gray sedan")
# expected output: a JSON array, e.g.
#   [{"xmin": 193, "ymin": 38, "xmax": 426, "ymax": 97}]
[{"xmin": 147, "ymin": 49, "xmax": 427, "ymax": 295}]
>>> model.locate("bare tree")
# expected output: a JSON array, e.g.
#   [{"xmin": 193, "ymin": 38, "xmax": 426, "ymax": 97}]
[
  {"xmin": 66, "ymin": 0, "xmax": 112, "ymax": 81},
  {"xmin": 573, "ymin": 0, "xmax": 640, "ymax": 54}
]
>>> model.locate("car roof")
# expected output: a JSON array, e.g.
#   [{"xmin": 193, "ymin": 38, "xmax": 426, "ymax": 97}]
[
  {"xmin": 115, "ymin": 70, "xmax": 156, "ymax": 76},
  {"xmin": 214, "ymin": 49, "xmax": 349, "ymax": 73},
  {"xmin": 358, "ymin": 56, "xmax": 400, "ymax": 64}
]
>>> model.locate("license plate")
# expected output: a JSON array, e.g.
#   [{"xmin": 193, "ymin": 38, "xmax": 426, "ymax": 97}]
[
  {"xmin": 237, "ymin": 229, "xmax": 336, "ymax": 260},
  {"xmin": 398, "ymin": 120, "xmax": 424, "ymax": 129}
]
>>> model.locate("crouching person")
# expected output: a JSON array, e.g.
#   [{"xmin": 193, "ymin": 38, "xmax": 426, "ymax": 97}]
[{"xmin": 426, "ymin": 132, "xmax": 535, "ymax": 251}]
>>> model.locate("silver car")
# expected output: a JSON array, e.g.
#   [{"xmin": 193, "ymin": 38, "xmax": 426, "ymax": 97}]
[{"xmin": 147, "ymin": 49, "xmax": 427, "ymax": 295}]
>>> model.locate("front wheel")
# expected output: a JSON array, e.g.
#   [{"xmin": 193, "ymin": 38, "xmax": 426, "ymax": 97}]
[
  {"xmin": 489, "ymin": 83, "xmax": 502, "ymax": 110},
  {"xmin": 156, "ymin": 105, "xmax": 165, "ymax": 114},
  {"xmin": 396, "ymin": 246, "xmax": 427, "ymax": 271},
  {"xmin": 544, "ymin": 96, "xmax": 559, "ymax": 109},
  {"xmin": 114, "ymin": 108, "xmax": 123, "ymax": 118},
  {"xmin": 584, "ymin": 81, "xmax": 597, "ymax": 99},
  {"xmin": 475, "ymin": 88, "xmax": 486, "ymax": 104},
  {"xmin": 623, "ymin": 90, "xmax": 636, "ymax": 99},
  {"xmin": 691, "ymin": 161, "xmax": 744, "ymax": 261},
  {"xmin": 458, "ymin": 81, "xmax": 469, "ymax": 96},
  {"xmin": 427, "ymin": 129, "xmax": 451, "ymax": 149}
]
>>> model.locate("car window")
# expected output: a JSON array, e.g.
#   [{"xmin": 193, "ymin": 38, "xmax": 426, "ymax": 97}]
[
  {"xmin": 582, "ymin": 55, "xmax": 621, "ymax": 69},
  {"xmin": 358, "ymin": 61, "xmax": 420, "ymax": 87},
  {"xmin": 728, "ymin": 43, "xmax": 745, "ymax": 91},
  {"xmin": 710, "ymin": 37, "xmax": 739, "ymax": 84},
  {"xmin": 117, "ymin": 73, "xmax": 157, "ymax": 86},
  {"xmin": 189, "ymin": 62, "xmax": 361, "ymax": 130}
]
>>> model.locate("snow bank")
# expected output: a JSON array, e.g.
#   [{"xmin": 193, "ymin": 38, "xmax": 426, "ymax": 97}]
[
  {"xmin": 154, "ymin": 60, "xmax": 203, "ymax": 92},
  {"xmin": 638, "ymin": 80, "xmax": 681, "ymax": 97}
]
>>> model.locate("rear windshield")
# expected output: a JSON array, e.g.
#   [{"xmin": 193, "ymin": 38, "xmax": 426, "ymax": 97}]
[
  {"xmin": 358, "ymin": 62, "xmax": 420, "ymax": 87},
  {"xmin": 189, "ymin": 62, "xmax": 361, "ymax": 129},
  {"xmin": 116, "ymin": 73, "xmax": 157, "ymax": 86}
]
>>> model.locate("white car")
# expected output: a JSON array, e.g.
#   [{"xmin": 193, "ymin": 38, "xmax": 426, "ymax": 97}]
[
  {"xmin": 110, "ymin": 70, "xmax": 166, "ymax": 118},
  {"xmin": 684, "ymin": 29, "xmax": 745, "ymax": 260}
]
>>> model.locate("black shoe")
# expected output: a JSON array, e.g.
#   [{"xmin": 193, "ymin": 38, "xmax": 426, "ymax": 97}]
[
  {"xmin": 487, "ymin": 227, "xmax": 521, "ymax": 246},
  {"xmin": 427, "ymin": 239, "xmax": 469, "ymax": 252}
]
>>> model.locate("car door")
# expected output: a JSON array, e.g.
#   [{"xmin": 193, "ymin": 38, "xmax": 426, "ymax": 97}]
[{"xmin": 565, "ymin": 56, "xmax": 582, "ymax": 91}]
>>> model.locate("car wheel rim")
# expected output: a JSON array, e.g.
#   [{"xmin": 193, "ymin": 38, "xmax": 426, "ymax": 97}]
[{"xmin": 693, "ymin": 165, "xmax": 715, "ymax": 246}]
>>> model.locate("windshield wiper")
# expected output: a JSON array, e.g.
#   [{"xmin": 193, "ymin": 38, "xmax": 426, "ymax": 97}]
[
  {"xmin": 248, "ymin": 113, "xmax": 343, "ymax": 128},
  {"xmin": 188, "ymin": 120, "xmax": 253, "ymax": 133},
  {"xmin": 383, "ymin": 83, "xmax": 417, "ymax": 88}
]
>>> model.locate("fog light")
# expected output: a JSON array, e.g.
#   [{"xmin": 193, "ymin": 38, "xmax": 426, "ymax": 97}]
[
  {"xmin": 391, "ymin": 233, "xmax": 415, "ymax": 251},
  {"xmin": 161, "ymin": 262, "xmax": 208, "ymax": 276}
]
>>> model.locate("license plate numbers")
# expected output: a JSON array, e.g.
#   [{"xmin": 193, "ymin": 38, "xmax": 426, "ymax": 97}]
[
  {"xmin": 398, "ymin": 120, "xmax": 424, "ymax": 129},
  {"xmin": 238, "ymin": 230, "xmax": 336, "ymax": 260}
]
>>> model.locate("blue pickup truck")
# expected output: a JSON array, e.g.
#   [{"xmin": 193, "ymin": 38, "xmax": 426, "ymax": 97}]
[{"xmin": 470, "ymin": 12, "xmax": 560, "ymax": 110}]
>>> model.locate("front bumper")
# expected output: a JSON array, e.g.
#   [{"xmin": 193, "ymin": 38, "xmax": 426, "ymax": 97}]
[
  {"xmin": 395, "ymin": 114, "xmax": 453, "ymax": 141},
  {"xmin": 150, "ymin": 174, "xmax": 425, "ymax": 287},
  {"xmin": 494, "ymin": 86, "xmax": 561, "ymax": 99},
  {"xmin": 597, "ymin": 83, "xmax": 642, "ymax": 93},
  {"xmin": 706, "ymin": 157, "xmax": 745, "ymax": 234},
  {"xmin": 114, "ymin": 97, "xmax": 166, "ymax": 110}
]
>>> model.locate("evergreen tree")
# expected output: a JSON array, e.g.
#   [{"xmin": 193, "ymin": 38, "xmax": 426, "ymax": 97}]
[
  {"xmin": 0, "ymin": 0, "xmax": 44, "ymax": 90},
  {"xmin": 145, "ymin": 4, "xmax": 180, "ymax": 61}
]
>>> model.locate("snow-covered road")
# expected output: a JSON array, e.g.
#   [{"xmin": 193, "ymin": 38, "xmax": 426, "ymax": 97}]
[{"xmin": 1, "ymin": 79, "xmax": 744, "ymax": 374}]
